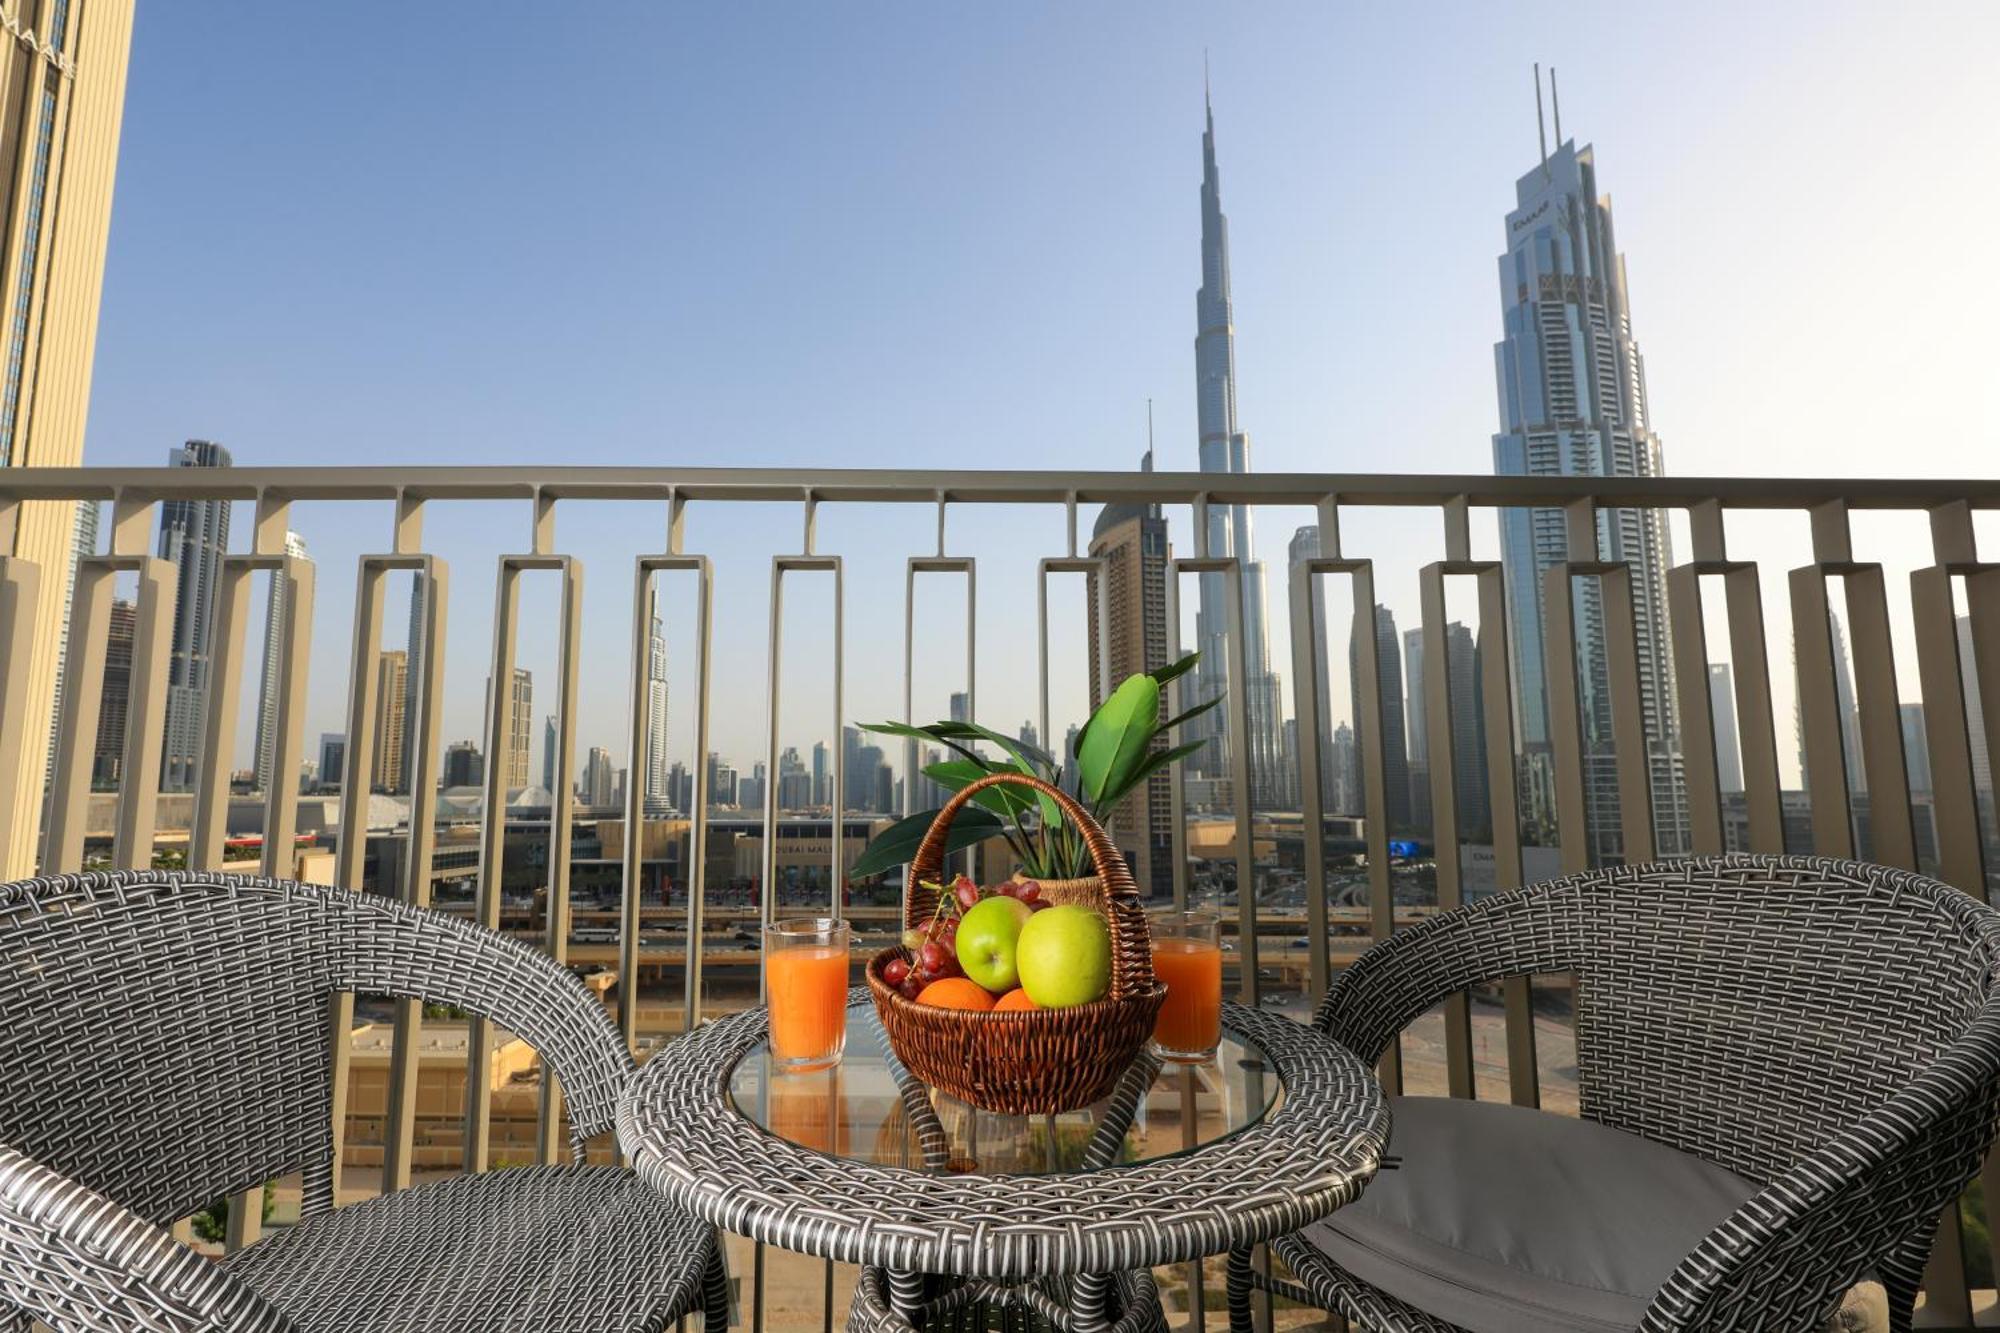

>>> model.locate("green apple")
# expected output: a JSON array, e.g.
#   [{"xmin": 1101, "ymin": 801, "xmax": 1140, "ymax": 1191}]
[
  {"xmin": 1016, "ymin": 905, "xmax": 1112, "ymax": 1008},
  {"xmin": 955, "ymin": 895, "xmax": 1033, "ymax": 993}
]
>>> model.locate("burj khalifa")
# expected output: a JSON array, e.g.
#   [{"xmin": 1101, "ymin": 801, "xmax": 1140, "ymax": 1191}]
[{"xmin": 1190, "ymin": 90, "xmax": 1285, "ymax": 810}]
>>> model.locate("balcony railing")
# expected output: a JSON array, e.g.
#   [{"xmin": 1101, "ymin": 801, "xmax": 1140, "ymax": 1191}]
[{"xmin": 2, "ymin": 465, "xmax": 1998, "ymax": 1328}]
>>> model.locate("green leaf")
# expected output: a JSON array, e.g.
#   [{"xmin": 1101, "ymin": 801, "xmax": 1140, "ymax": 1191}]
[
  {"xmin": 1148, "ymin": 652, "xmax": 1201, "ymax": 687},
  {"xmin": 926, "ymin": 721, "xmax": 1056, "ymax": 775},
  {"xmin": 1159, "ymin": 691, "xmax": 1223, "ymax": 735},
  {"xmin": 856, "ymin": 720, "xmax": 983, "ymax": 765},
  {"xmin": 1077, "ymin": 672, "xmax": 1161, "ymax": 805},
  {"xmin": 849, "ymin": 806, "xmax": 1007, "ymax": 879},
  {"xmin": 1099, "ymin": 740, "xmax": 1206, "ymax": 808},
  {"xmin": 923, "ymin": 759, "xmax": 1038, "ymax": 819}
]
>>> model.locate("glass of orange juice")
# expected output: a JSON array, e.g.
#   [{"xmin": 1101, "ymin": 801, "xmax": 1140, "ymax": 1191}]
[
  {"xmin": 765, "ymin": 918, "xmax": 851, "ymax": 1071},
  {"xmin": 1149, "ymin": 909, "xmax": 1222, "ymax": 1063}
]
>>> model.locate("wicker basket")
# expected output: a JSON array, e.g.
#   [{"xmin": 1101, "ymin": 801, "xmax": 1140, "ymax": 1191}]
[
  {"xmin": 865, "ymin": 773, "xmax": 1166, "ymax": 1115},
  {"xmin": 1010, "ymin": 871, "xmax": 1103, "ymax": 909}
]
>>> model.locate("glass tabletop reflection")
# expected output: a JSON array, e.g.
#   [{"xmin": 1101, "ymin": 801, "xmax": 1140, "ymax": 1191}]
[{"xmin": 727, "ymin": 1002, "xmax": 1283, "ymax": 1176}]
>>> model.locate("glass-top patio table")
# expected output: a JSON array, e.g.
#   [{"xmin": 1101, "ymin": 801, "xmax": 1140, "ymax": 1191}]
[{"xmin": 618, "ymin": 991, "xmax": 1386, "ymax": 1333}]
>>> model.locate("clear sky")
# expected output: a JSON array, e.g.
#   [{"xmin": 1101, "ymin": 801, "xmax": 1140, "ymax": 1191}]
[{"xmin": 82, "ymin": 2, "xmax": 2000, "ymax": 791}]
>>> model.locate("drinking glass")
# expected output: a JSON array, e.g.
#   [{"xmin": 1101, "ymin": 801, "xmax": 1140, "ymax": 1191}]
[
  {"xmin": 764, "ymin": 918, "xmax": 850, "ymax": 1071},
  {"xmin": 1149, "ymin": 909, "xmax": 1222, "ymax": 1063}
]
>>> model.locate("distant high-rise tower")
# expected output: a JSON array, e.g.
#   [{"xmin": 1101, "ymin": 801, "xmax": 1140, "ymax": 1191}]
[
  {"xmin": 1709, "ymin": 663, "xmax": 1744, "ymax": 794},
  {"xmin": 644, "ymin": 589, "xmax": 670, "ymax": 814},
  {"xmin": 318, "ymin": 732, "xmax": 346, "ymax": 791},
  {"xmin": 1189, "ymin": 88, "xmax": 1284, "ymax": 812},
  {"xmin": 1441, "ymin": 622, "xmax": 1491, "ymax": 840},
  {"xmin": 1088, "ymin": 449, "xmax": 1175, "ymax": 897},
  {"xmin": 542, "ymin": 715, "xmax": 557, "ymax": 795},
  {"xmin": 443, "ymin": 740, "xmax": 484, "ymax": 789},
  {"xmin": 251, "ymin": 531, "xmax": 310, "ymax": 793},
  {"xmin": 1962, "ymin": 617, "xmax": 1994, "ymax": 800},
  {"xmin": 372, "ymin": 650, "xmax": 408, "ymax": 792},
  {"xmin": 583, "ymin": 746, "xmax": 616, "ymax": 808},
  {"xmin": 92, "ymin": 599, "xmax": 136, "ymax": 789},
  {"xmin": 48, "ymin": 499, "xmax": 102, "ymax": 784},
  {"xmin": 158, "ymin": 440, "xmax": 234, "ymax": 792},
  {"xmin": 494, "ymin": 668, "xmax": 532, "ymax": 790},
  {"xmin": 403, "ymin": 573, "xmax": 429, "ymax": 795},
  {"xmin": 1492, "ymin": 104, "xmax": 1687, "ymax": 865},
  {"xmin": 1404, "ymin": 627, "xmax": 1432, "ymax": 829},
  {"xmin": 811, "ymin": 740, "xmax": 829, "ymax": 808},
  {"xmin": 1288, "ymin": 525, "xmax": 1339, "ymax": 814},
  {"xmin": 1351, "ymin": 606, "xmax": 1411, "ymax": 834},
  {"xmin": 1796, "ymin": 612, "xmax": 1866, "ymax": 797},
  {"xmin": 0, "ymin": 0, "xmax": 139, "ymax": 875}
]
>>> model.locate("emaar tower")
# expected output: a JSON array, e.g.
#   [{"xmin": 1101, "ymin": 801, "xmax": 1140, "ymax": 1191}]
[{"xmin": 1492, "ymin": 76, "xmax": 1690, "ymax": 862}]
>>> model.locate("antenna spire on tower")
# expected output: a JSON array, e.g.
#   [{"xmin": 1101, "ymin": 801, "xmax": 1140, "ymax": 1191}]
[
  {"xmin": 1534, "ymin": 63, "xmax": 1549, "ymax": 177},
  {"xmin": 1144, "ymin": 399, "xmax": 1155, "ymax": 472},
  {"xmin": 1550, "ymin": 66, "xmax": 1562, "ymax": 146},
  {"xmin": 1204, "ymin": 49, "xmax": 1211, "ymax": 117}
]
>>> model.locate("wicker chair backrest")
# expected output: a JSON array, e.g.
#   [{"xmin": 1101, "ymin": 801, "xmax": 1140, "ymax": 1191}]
[
  {"xmin": 1563, "ymin": 856, "xmax": 2000, "ymax": 1185},
  {"xmin": 0, "ymin": 871, "xmax": 631, "ymax": 1227}
]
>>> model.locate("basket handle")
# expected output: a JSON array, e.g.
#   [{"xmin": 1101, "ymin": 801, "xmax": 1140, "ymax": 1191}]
[{"xmin": 907, "ymin": 772, "xmax": 1157, "ymax": 1001}]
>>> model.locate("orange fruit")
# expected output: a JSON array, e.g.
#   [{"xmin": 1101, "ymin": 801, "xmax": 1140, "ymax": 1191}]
[
  {"xmin": 993, "ymin": 988, "xmax": 1038, "ymax": 1012},
  {"xmin": 916, "ymin": 977, "xmax": 997, "ymax": 1011}
]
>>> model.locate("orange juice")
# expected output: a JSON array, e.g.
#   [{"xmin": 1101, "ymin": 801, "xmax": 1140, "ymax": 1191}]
[
  {"xmin": 1152, "ymin": 937, "xmax": 1223, "ymax": 1060},
  {"xmin": 766, "ymin": 944, "xmax": 850, "ymax": 1068}
]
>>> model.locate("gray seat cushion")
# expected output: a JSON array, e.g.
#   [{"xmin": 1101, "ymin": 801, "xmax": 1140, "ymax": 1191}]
[
  {"xmin": 224, "ymin": 1165, "xmax": 714, "ymax": 1332},
  {"xmin": 1302, "ymin": 1096, "xmax": 1760, "ymax": 1333}
]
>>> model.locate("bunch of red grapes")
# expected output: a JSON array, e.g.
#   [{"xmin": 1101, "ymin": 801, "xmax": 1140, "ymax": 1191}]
[{"xmin": 881, "ymin": 873, "xmax": 1048, "ymax": 1000}]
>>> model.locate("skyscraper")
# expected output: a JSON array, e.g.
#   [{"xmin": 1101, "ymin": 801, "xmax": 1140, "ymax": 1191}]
[
  {"xmin": 157, "ymin": 440, "xmax": 233, "ymax": 792},
  {"xmin": 372, "ymin": 650, "xmax": 408, "ymax": 792},
  {"xmin": 48, "ymin": 499, "xmax": 101, "ymax": 783},
  {"xmin": 92, "ymin": 599, "xmax": 135, "ymax": 789},
  {"xmin": 1288, "ymin": 525, "xmax": 1339, "ymax": 814},
  {"xmin": 1962, "ymin": 617, "xmax": 1994, "ymax": 800},
  {"xmin": 583, "ymin": 746, "xmax": 616, "ymax": 808},
  {"xmin": 1796, "ymin": 612, "xmax": 1866, "ymax": 797},
  {"xmin": 1404, "ymin": 627, "xmax": 1432, "ymax": 829},
  {"xmin": 644, "ymin": 588, "xmax": 670, "ymax": 814},
  {"xmin": 251, "ymin": 531, "xmax": 310, "ymax": 794},
  {"xmin": 498, "ymin": 668, "xmax": 532, "ymax": 790},
  {"xmin": 0, "ymin": 0, "xmax": 138, "ymax": 875},
  {"xmin": 1441, "ymin": 622, "xmax": 1491, "ymax": 840},
  {"xmin": 443, "ymin": 740, "xmax": 484, "ymax": 789},
  {"xmin": 1190, "ymin": 89, "xmax": 1284, "ymax": 812},
  {"xmin": 1351, "ymin": 606, "xmax": 1411, "ymax": 834},
  {"xmin": 811, "ymin": 741, "xmax": 829, "ymax": 808},
  {"xmin": 488, "ymin": 664, "xmax": 536, "ymax": 788},
  {"xmin": 1901, "ymin": 703, "xmax": 1932, "ymax": 795},
  {"xmin": 1491, "ymin": 113, "xmax": 1687, "ymax": 865},
  {"xmin": 404, "ymin": 573, "xmax": 429, "ymax": 795},
  {"xmin": 542, "ymin": 714, "xmax": 557, "ymax": 795},
  {"xmin": 1087, "ymin": 450, "xmax": 1175, "ymax": 897},
  {"xmin": 319, "ymin": 732, "xmax": 346, "ymax": 791},
  {"xmin": 1709, "ymin": 663, "xmax": 1744, "ymax": 795}
]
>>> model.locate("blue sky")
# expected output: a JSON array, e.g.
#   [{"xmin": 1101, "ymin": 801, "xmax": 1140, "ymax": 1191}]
[{"xmin": 82, "ymin": 3, "xmax": 2000, "ymax": 787}]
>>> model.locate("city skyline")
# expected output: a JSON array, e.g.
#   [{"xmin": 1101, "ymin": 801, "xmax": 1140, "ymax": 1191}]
[{"xmin": 49, "ymin": 7, "xmax": 2000, "ymax": 806}]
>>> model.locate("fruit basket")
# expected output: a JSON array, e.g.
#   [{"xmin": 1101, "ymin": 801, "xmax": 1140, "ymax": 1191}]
[{"xmin": 865, "ymin": 772, "xmax": 1166, "ymax": 1115}]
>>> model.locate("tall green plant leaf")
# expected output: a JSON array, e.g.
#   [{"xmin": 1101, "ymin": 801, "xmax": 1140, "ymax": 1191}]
[
  {"xmin": 926, "ymin": 721, "xmax": 1055, "ymax": 775},
  {"xmin": 1159, "ymin": 691, "xmax": 1223, "ymax": 735},
  {"xmin": 857, "ymin": 720, "xmax": 986, "ymax": 766},
  {"xmin": 1149, "ymin": 652, "xmax": 1201, "ymax": 686},
  {"xmin": 849, "ymin": 805, "xmax": 1007, "ymax": 879},
  {"xmin": 1100, "ymin": 740, "xmax": 1206, "ymax": 807},
  {"xmin": 1076, "ymin": 672, "xmax": 1161, "ymax": 804},
  {"xmin": 922, "ymin": 759, "xmax": 1039, "ymax": 819}
]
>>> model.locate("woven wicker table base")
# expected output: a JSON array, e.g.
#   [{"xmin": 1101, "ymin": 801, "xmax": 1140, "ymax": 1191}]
[{"xmin": 847, "ymin": 1266, "xmax": 1165, "ymax": 1333}]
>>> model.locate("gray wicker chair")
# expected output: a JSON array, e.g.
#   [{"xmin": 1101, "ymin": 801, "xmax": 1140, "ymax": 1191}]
[
  {"xmin": 1229, "ymin": 854, "xmax": 2000, "ymax": 1333},
  {"xmin": 0, "ymin": 870, "xmax": 729, "ymax": 1333}
]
